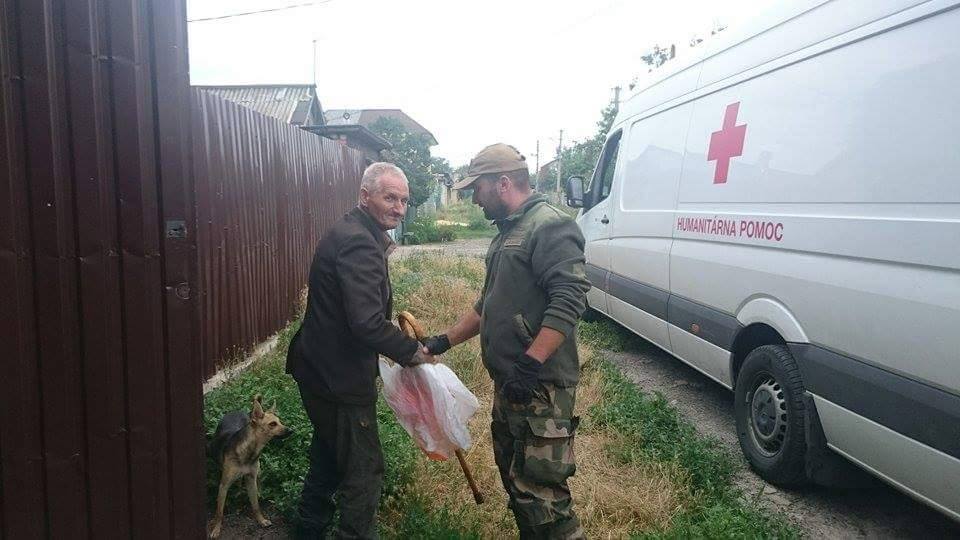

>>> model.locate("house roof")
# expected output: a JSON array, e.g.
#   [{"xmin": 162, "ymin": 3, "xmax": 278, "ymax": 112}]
[
  {"xmin": 323, "ymin": 108, "xmax": 438, "ymax": 145},
  {"xmin": 195, "ymin": 84, "xmax": 324, "ymax": 126},
  {"xmin": 301, "ymin": 125, "xmax": 392, "ymax": 152}
]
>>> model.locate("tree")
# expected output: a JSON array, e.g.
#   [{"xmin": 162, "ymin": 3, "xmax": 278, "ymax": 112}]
[
  {"xmin": 450, "ymin": 162, "xmax": 473, "ymax": 199},
  {"xmin": 368, "ymin": 117, "xmax": 437, "ymax": 207},
  {"xmin": 431, "ymin": 156, "xmax": 452, "ymax": 177},
  {"xmin": 595, "ymin": 102, "xmax": 618, "ymax": 142},
  {"xmin": 640, "ymin": 43, "xmax": 676, "ymax": 72},
  {"xmin": 540, "ymin": 102, "xmax": 619, "ymax": 191}
]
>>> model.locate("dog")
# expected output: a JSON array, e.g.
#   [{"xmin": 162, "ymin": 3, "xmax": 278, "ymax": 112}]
[{"xmin": 208, "ymin": 395, "xmax": 293, "ymax": 539}]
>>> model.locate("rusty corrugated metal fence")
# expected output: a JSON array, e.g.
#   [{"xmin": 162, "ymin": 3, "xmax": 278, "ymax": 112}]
[
  {"xmin": 0, "ymin": 0, "xmax": 363, "ymax": 536},
  {"xmin": 192, "ymin": 89, "xmax": 363, "ymax": 376}
]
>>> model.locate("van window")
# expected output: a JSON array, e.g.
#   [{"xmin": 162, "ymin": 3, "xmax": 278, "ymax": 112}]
[
  {"xmin": 586, "ymin": 130, "xmax": 622, "ymax": 210},
  {"xmin": 620, "ymin": 106, "xmax": 689, "ymax": 212}
]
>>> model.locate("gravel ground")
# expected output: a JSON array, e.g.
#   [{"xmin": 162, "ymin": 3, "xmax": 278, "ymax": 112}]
[{"xmin": 605, "ymin": 339, "xmax": 960, "ymax": 539}]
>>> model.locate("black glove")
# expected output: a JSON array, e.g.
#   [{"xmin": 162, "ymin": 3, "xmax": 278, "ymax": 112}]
[
  {"xmin": 422, "ymin": 334, "xmax": 451, "ymax": 355},
  {"xmin": 501, "ymin": 354, "xmax": 543, "ymax": 405}
]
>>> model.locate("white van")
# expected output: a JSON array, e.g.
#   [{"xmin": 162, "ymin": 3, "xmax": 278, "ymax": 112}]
[{"xmin": 568, "ymin": 0, "xmax": 960, "ymax": 521}]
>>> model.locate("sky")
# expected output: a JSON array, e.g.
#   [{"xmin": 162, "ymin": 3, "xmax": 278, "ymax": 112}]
[{"xmin": 187, "ymin": 0, "xmax": 774, "ymax": 167}]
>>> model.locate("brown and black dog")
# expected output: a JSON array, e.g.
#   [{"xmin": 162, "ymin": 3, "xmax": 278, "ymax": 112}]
[{"xmin": 208, "ymin": 395, "xmax": 293, "ymax": 539}]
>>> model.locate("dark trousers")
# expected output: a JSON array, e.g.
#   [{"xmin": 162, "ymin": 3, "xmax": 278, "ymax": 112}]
[{"xmin": 297, "ymin": 385, "xmax": 384, "ymax": 539}]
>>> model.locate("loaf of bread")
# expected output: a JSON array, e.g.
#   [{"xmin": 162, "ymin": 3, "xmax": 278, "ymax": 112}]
[{"xmin": 397, "ymin": 310, "xmax": 426, "ymax": 341}]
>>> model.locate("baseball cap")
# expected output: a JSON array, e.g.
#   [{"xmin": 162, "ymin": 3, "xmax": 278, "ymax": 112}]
[{"xmin": 452, "ymin": 143, "xmax": 527, "ymax": 190}]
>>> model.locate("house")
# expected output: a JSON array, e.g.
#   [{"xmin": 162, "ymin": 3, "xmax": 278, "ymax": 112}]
[
  {"xmin": 537, "ymin": 158, "xmax": 558, "ymax": 191},
  {"xmin": 300, "ymin": 123, "xmax": 392, "ymax": 164},
  {"xmin": 323, "ymin": 109, "xmax": 439, "ymax": 146},
  {"xmin": 194, "ymin": 84, "xmax": 393, "ymax": 164},
  {"xmin": 196, "ymin": 84, "xmax": 325, "ymax": 126},
  {"xmin": 435, "ymin": 172, "xmax": 455, "ymax": 207},
  {"xmin": 313, "ymin": 108, "xmax": 439, "ymax": 171}
]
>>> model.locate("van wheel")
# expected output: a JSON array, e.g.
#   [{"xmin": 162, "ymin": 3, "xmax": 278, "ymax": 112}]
[
  {"xmin": 734, "ymin": 344, "xmax": 808, "ymax": 486},
  {"xmin": 582, "ymin": 306, "xmax": 602, "ymax": 322},
  {"xmin": 582, "ymin": 299, "xmax": 603, "ymax": 322}
]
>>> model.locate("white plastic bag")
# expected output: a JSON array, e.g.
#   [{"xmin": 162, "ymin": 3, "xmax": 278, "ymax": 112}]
[{"xmin": 379, "ymin": 358, "xmax": 480, "ymax": 461}]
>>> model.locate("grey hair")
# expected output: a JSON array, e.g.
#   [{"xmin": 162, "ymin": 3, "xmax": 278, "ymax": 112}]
[{"xmin": 360, "ymin": 162, "xmax": 407, "ymax": 193}]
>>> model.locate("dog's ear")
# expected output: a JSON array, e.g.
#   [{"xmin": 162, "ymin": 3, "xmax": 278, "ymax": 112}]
[
  {"xmin": 251, "ymin": 395, "xmax": 265, "ymax": 420},
  {"xmin": 269, "ymin": 399, "xmax": 278, "ymax": 414}
]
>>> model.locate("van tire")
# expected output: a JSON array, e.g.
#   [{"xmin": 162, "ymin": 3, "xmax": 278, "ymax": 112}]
[
  {"xmin": 582, "ymin": 298, "xmax": 603, "ymax": 322},
  {"xmin": 734, "ymin": 344, "xmax": 808, "ymax": 486},
  {"xmin": 582, "ymin": 306, "xmax": 602, "ymax": 322}
]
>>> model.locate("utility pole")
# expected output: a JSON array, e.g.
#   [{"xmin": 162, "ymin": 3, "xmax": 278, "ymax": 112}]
[
  {"xmin": 534, "ymin": 140, "xmax": 540, "ymax": 189},
  {"xmin": 555, "ymin": 129, "xmax": 563, "ymax": 204},
  {"xmin": 612, "ymin": 85, "xmax": 621, "ymax": 107},
  {"xmin": 312, "ymin": 39, "xmax": 317, "ymax": 88}
]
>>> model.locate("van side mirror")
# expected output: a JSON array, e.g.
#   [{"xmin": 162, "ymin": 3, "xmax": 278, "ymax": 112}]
[{"xmin": 564, "ymin": 175, "xmax": 585, "ymax": 208}]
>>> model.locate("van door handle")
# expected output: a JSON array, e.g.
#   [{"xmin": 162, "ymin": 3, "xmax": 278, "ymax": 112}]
[{"xmin": 601, "ymin": 215, "xmax": 609, "ymax": 224}]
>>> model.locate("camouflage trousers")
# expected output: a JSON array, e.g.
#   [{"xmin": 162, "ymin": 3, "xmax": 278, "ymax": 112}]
[{"xmin": 492, "ymin": 383, "xmax": 585, "ymax": 540}]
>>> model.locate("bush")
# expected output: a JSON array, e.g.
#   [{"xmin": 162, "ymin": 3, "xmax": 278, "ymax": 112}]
[
  {"xmin": 405, "ymin": 216, "xmax": 456, "ymax": 244},
  {"xmin": 436, "ymin": 202, "xmax": 490, "ymax": 231},
  {"xmin": 468, "ymin": 214, "xmax": 489, "ymax": 230}
]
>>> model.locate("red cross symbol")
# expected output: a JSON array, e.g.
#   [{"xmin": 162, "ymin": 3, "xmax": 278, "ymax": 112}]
[{"xmin": 707, "ymin": 102, "xmax": 747, "ymax": 184}]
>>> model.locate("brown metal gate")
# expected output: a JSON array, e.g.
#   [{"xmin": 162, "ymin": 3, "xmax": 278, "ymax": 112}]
[{"xmin": 0, "ymin": 0, "xmax": 204, "ymax": 537}]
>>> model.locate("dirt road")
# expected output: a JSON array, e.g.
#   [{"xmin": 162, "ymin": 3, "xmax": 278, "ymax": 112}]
[{"xmin": 606, "ymin": 340, "xmax": 960, "ymax": 539}]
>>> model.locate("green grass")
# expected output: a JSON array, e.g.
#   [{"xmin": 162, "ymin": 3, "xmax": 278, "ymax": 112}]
[
  {"xmin": 579, "ymin": 321, "xmax": 799, "ymax": 539},
  {"xmin": 578, "ymin": 318, "xmax": 647, "ymax": 352},
  {"xmin": 392, "ymin": 252, "xmax": 485, "ymax": 290},
  {"xmin": 203, "ymin": 321, "xmax": 419, "ymax": 533},
  {"xmin": 592, "ymin": 362, "xmax": 736, "ymax": 499},
  {"xmin": 203, "ymin": 323, "xmax": 480, "ymax": 537},
  {"xmin": 204, "ymin": 259, "xmax": 799, "ymax": 538},
  {"xmin": 203, "ymin": 322, "xmax": 308, "ymax": 518},
  {"xmin": 387, "ymin": 497, "xmax": 484, "ymax": 539}
]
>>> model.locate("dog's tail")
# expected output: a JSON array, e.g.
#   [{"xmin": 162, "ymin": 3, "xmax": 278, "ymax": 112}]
[{"xmin": 207, "ymin": 410, "xmax": 248, "ymax": 461}]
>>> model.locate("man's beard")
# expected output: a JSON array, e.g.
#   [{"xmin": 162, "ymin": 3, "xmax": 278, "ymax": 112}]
[{"xmin": 481, "ymin": 197, "xmax": 508, "ymax": 221}]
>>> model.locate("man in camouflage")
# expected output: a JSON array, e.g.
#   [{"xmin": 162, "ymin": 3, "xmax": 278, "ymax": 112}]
[{"xmin": 422, "ymin": 144, "xmax": 591, "ymax": 539}]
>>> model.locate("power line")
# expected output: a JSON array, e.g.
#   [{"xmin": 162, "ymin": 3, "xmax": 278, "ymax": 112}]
[{"xmin": 187, "ymin": 2, "xmax": 325, "ymax": 23}]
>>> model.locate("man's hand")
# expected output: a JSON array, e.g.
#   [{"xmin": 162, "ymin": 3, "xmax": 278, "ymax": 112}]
[
  {"xmin": 422, "ymin": 334, "xmax": 451, "ymax": 355},
  {"xmin": 501, "ymin": 354, "xmax": 543, "ymax": 405},
  {"xmin": 402, "ymin": 349, "xmax": 436, "ymax": 368}
]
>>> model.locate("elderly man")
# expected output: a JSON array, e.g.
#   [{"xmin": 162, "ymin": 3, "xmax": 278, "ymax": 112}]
[
  {"xmin": 422, "ymin": 144, "xmax": 591, "ymax": 539},
  {"xmin": 286, "ymin": 162, "xmax": 434, "ymax": 539}
]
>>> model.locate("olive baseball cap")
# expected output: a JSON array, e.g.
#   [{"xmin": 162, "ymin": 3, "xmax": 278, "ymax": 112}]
[{"xmin": 452, "ymin": 143, "xmax": 527, "ymax": 190}]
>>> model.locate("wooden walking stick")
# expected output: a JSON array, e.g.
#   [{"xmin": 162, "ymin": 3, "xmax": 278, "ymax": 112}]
[
  {"xmin": 454, "ymin": 448, "xmax": 484, "ymax": 504},
  {"xmin": 397, "ymin": 311, "xmax": 485, "ymax": 505}
]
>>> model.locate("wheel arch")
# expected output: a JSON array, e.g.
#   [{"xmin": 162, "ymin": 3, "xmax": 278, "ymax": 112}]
[{"xmin": 732, "ymin": 297, "xmax": 808, "ymax": 384}]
